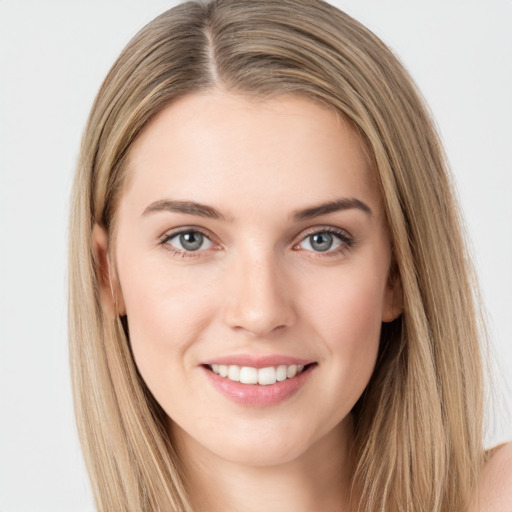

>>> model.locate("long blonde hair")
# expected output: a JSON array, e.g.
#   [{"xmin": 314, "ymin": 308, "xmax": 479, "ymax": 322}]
[{"xmin": 69, "ymin": 1, "xmax": 486, "ymax": 510}]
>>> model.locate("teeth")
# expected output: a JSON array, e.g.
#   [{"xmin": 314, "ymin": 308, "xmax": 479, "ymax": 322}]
[
  {"xmin": 258, "ymin": 367, "xmax": 277, "ymax": 385},
  {"xmin": 228, "ymin": 365, "xmax": 241, "ymax": 382},
  {"xmin": 239, "ymin": 366, "xmax": 258, "ymax": 384},
  {"xmin": 286, "ymin": 365, "xmax": 297, "ymax": 378},
  {"xmin": 276, "ymin": 365, "xmax": 287, "ymax": 382},
  {"xmin": 209, "ymin": 363, "xmax": 308, "ymax": 384}
]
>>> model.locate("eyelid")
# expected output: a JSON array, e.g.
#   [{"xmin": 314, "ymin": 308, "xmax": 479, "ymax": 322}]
[
  {"xmin": 159, "ymin": 225, "xmax": 214, "ymax": 243},
  {"xmin": 159, "ymin": 226, "xmax": 221, "ymax": 256},
  {"xmin": 296, "ymin": 225, "xmax": 353, "ymax": 243},
  {"xmin": 158, "ymin": 224, "xmax": 353, "ymax": 258},
  {"xmin": 293, "ymin": 225, "xmax": 354, "ymax": 254}
]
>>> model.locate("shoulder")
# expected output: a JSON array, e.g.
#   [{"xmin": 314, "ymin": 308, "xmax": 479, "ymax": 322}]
[{"xmin": 470, "ymin": 442, "xmax": 512, "ymax": 512}]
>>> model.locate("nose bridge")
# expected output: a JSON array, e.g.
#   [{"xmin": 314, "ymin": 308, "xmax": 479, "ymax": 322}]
[{"xmin": 223, "ymin": 244, "xmax": 295, "ymax": 336}]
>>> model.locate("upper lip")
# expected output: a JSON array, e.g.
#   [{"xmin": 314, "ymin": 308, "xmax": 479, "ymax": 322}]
[{"xmin": 201, "ymin": 354, "xmax": 315, "ymax": 369}]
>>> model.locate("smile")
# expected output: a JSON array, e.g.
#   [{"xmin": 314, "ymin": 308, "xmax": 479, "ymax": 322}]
[
  {"xmin": 208, "ymin": 364, "xmax": 306, "ymax": 385},
  {"xmin": 202, "ymin": 361, "xmax": 317, "ymax": 407}
]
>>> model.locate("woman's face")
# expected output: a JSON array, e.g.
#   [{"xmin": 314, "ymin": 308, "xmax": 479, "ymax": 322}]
[{"xmin": 101, "ymin": 91, "xmax": 400, "ymax": 466}]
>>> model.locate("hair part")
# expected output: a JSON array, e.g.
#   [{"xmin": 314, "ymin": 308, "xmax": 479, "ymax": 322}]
[{"xmin": 69, "ymin": 1, "xmax": 486, "ymax": 510}]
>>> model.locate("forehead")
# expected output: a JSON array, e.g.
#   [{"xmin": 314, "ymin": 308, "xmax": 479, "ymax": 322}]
[{"xmin": 121, "ymin": 90, "xmax": 380, "ymax": 219}]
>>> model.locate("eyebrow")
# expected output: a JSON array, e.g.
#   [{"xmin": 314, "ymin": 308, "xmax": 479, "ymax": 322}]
[
  {"xmin": 142, "ymin": 199, "xmax": 231, "ymax": 220},
  {"xmin": 142, "ymin": 197, "xmax": 372, "ymax": 221},
  {"xmin": 291, "ymin": 197, "xmax": 372, "ymax": 221}
]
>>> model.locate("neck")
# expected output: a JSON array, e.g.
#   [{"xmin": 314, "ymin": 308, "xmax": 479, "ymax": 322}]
[{"xmin": 170, "ymin": 416, "xmax": 354, "ymax": 512}]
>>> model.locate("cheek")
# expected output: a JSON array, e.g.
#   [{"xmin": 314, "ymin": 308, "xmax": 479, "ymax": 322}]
[
  {"xmin": 310, "ymin": 266, "xmax": 386, "ymax": 347},
  {"xmin": 117, "ymin": 259, "xmax": 216, "ymax": 387},
  {"xmin": 302, "ymin": 265, "xmax": 386, "ymax": 400}
]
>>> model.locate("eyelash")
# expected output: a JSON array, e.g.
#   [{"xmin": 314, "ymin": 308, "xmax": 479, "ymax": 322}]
[
  {"xmin": 159, "ymin": 226, "xmax": 354, "ymax": 259},
  {"xmin": 294, "ymin": 226, "xmax": 354, "ymax": 258},
  {"xmin": 160, "ymin": 227, "xmax": 217, "ymax": 259}
]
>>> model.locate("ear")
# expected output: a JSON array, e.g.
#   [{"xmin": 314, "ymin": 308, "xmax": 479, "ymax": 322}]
[
  {"xmin": 92, "ymin": 224, "xmax": 126, "ymax": 317},
  {"xmin": 382, "ymin": 263, "xmax": 403, "ymax": 323}
]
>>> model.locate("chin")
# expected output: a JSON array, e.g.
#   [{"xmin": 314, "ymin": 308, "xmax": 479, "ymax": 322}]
[
  {"xmin": 181, "ymin": 411, "xmax": 342, "ymax": 469},
  {"xmin": 211, "ymin": 434, "xmax": 312, "ymax": 467}
]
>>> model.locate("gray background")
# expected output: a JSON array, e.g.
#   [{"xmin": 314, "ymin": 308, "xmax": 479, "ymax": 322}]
[{"xmin": 1, "ymin": 1, "xmax": 511, "ymax": 510}]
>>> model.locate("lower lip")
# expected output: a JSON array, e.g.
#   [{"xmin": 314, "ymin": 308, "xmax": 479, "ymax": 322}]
[{"xmin": 201, "ymin": 364, "xmax": 316, "ymax": 407}]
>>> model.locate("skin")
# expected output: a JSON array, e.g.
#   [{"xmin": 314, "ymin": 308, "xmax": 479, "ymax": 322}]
[
  {"xmin": 469, "ymin": 442, "xmax": 512, "ymax": 512},
  {"xmin": 98, "ymin": 89, "xmax": 512, "ymax": 512},
  {"xmin": 94, "ymin": 90, "xmax": 401, "ymax": 511},
  {"xmin": 93, "ymin": 89, "xmax": 512, "ymax": 511}
]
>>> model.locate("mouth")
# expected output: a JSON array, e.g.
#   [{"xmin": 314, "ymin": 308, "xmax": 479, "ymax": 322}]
[{"xmin": 203, "ymin": 362, "xmax": 317, "ymax": 385}]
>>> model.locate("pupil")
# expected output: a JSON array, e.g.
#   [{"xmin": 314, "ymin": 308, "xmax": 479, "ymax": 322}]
[
  {"xmin": 311, "ymin": 232, "xmax": 332, "ymax": 252},
  {"xmin": 180, "ymin": 232, "xmax": 203, "ymax": 251}
]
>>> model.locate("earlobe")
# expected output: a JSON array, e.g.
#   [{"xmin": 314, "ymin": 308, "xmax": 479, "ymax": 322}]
[{"xmin": 92, "ymin": 224, "xmax": 126, "ymax": 317}]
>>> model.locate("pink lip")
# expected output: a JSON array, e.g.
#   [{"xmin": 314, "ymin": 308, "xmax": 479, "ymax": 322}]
[
  {"xmin": 201, "ymin": 354, "xmax": 313, "ymax": 369},
  {"xmin": 200, "ymin": 362, "xmax": 316, "ymax": 407}
]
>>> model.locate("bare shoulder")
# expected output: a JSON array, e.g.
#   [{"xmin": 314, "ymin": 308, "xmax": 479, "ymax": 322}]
[{"xmin": 469, "ymin": 442, "xmax": 512, "ymax": 512}]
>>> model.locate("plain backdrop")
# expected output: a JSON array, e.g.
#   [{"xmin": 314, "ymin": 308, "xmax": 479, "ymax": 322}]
[{"xmin": 0, "ymin": 1, "xmax": 511, "ymax": 511}]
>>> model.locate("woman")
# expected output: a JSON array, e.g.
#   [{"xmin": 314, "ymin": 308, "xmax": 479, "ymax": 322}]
[{"xmin": 68, "ymin": 0, "xmax": 512, "ymax": 510}]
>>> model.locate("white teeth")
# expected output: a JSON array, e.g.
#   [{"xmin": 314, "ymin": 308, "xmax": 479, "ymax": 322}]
[
  {"xmin": 227, "ymin": 365, "xmax": 241, "ymax": 382},
  {"xmin": 286, "ymin": 365, "xmax": 297, "ymax": 378},
  {"xmin": 209, "ymin": 363, "xmax": 309, "ymax": 384},
  {"xmin": 258, "ymin": 367, "xmax": 277, "ymax": 386},
  {"xmin": 276, "ymin": 365, "xmax": 287, "ymax": 382},
  {"xmin": 239, "ymin": 366, "xmax": 258, "ymax": 384}
]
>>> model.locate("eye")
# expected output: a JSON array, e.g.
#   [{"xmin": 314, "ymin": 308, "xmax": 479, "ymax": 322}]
[
  {"xmin": 163, "ymin": 229, "xmax": 214, "ymax": 252},
  {"xmin": 296, "ymin": 228, "xmax": 352, "ymax": 254}
]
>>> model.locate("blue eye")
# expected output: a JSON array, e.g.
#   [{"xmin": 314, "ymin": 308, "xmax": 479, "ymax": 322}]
[{"xmin": 164, "ymin": 230, "xmax": 214, "ymax": 252}]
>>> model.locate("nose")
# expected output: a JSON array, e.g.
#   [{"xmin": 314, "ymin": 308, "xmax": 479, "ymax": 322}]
[{"xmin": 222, "ymin": 250, "xmax": 296, "ymax": 337}]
